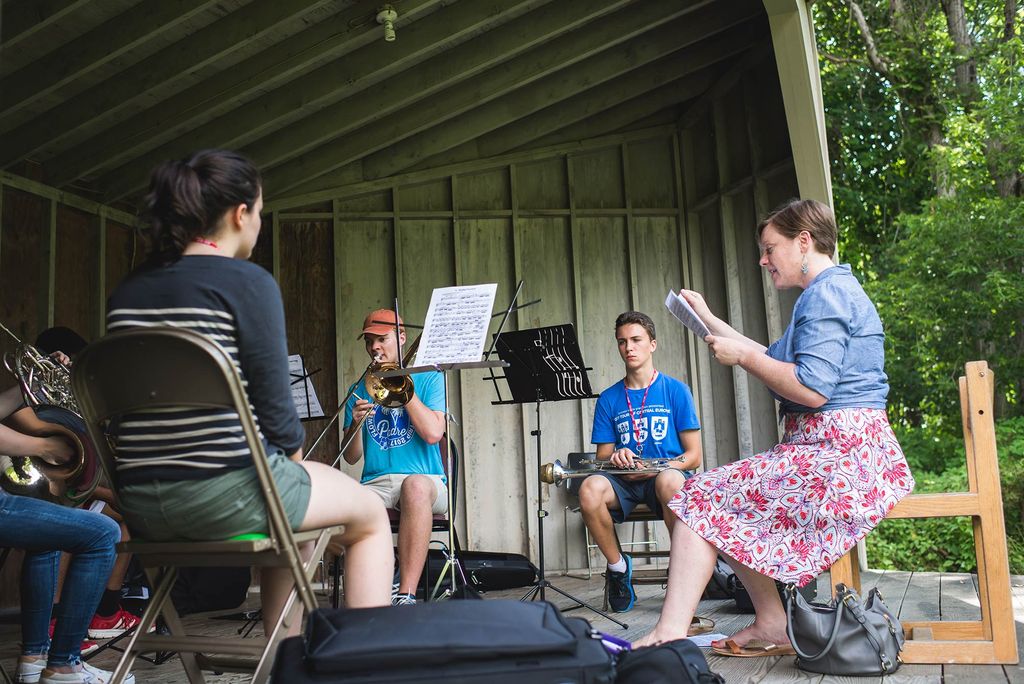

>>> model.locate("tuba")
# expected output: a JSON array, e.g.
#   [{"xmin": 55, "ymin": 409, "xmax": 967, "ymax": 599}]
[{"xmin": 0, "ymin": 322, "xmax": 101, "ymax": 505}]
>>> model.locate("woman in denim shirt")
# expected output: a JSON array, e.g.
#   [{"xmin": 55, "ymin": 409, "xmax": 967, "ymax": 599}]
[{"xmin": 635, "ymin": 200, "xmax": 914, "ymax": 654}]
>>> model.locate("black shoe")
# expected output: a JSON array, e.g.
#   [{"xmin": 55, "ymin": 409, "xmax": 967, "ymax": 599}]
[{"xmin": 606, "ymin": 554, "xmax": 636, "ymax": 613}]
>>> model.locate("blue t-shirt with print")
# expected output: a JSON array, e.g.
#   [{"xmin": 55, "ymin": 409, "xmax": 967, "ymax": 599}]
[
  {"xmin": 344, "ymin": 370, "xmax": 445, "ymax": 484},
  {"xmin": 591, "ymin": 372, "xmax": 700, "ymax": 458}
]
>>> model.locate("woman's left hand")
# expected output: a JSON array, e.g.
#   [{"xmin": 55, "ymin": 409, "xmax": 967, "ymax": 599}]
[{"xmin": 706, "ymin": 335, "xmax": 747, "ymax": 367}]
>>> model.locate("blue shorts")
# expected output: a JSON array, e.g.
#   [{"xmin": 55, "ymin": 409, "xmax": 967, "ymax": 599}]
[{"xmin": 594, "ymin": 470, "xmax": 692, "ymax": 523}]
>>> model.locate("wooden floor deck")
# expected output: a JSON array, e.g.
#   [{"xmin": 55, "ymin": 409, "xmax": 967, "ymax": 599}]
[{"xmin": 2, "ymin": 569, "xmax": 1022, "ymax": 683}]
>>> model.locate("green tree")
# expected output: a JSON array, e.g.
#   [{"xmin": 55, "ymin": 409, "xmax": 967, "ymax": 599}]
[{"xmin": 813, "ymin": 1, "xmax": 1023, "ymax": 429}]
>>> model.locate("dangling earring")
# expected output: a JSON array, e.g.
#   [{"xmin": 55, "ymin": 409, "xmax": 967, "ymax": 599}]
[{"xmin": 800, "ymin": 254, "xmax": 809, "ymax": 275}]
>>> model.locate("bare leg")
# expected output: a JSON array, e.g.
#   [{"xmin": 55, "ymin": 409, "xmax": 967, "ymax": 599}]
[
  {"xmin": 262, "ymin": 461, "xmax": 392, "ymax": 636},
  {"xmin": 653, "ymin": 470, "xmax": 686, "ymax": 533},
  {"xmin": 578, "ymin": 475, "xmax": 622, "ymax": 565},
  {"xmin": 395, "ymin": 475, "xmax": 438, "ymax": 595},
  {"xmin": 633, "ymin": 521, "xmax": 717, "ymax": 647},
  {"xmin": 711, "ymin": 553, "xmax": 789, "ymax": 648},
  {"xmin": 106, "ymin": 520, "xmax": 132, "ymax": 592}
]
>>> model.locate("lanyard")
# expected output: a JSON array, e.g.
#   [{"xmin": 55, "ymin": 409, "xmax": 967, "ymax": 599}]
[{"xmin": 624, "ymin": 370, "xmax": 657, "ymax": 455}]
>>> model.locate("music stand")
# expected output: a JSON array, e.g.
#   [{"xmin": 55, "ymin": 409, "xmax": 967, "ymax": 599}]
[
  {"xmin": 377, "ymin": 359, "xmax": 506, "ymax": 601},
  {"xmin": 493, "ymin": 324, "xmax": 627, "ymax": 628}
]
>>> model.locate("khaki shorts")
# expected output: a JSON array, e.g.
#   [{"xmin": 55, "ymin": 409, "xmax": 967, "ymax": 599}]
[
  {"xmin": 363, "ymin": 474, "xmax": 448, "ymax": 514},
  {"xmin": 119, "ymin": 451, "xmax": 311, "ymax": 541}
]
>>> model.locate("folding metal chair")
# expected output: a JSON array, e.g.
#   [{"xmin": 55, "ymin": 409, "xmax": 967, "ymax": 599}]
[{"xmin": 72, "ymin": 328, "xmax": 339, "ymax": 684}]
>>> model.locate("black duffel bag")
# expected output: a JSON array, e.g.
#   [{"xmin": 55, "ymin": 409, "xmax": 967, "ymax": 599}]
[
  {"xmin": 614, "ymin": 640, "xmax": 724, "ymax": 684},
  {"xmin": 271, "ymin": 599, "xmax": 613, "ymax": 683}
]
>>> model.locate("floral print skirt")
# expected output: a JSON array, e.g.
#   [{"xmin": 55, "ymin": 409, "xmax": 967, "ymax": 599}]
[{"xmin": 667, "ymin": 408, "xmax": 914, "ymax": 587}]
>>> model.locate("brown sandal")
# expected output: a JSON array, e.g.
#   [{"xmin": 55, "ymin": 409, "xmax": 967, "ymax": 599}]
[{"xmin": 688, "ymin": 616, "xmax": 716, "ymax": 636}]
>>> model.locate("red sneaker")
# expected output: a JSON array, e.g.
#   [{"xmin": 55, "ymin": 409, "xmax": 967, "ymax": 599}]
[
  {"xmin": 47, "ymin": 619, "xmax": 102, "ymax": 657},
  {"xmin": 87, "ymin": 608, "xmax": 153, "ymax": 639}
]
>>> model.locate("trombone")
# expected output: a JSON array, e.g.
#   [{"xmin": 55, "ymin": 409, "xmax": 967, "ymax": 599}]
[{"xmin": 305, "ymin": 335, "xmax": 420, "ymax": 465}]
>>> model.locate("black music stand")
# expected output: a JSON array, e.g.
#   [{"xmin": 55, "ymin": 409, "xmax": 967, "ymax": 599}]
[{"xmin": 493, "ymin": 324, "xmax": 627, "ymax": 628}]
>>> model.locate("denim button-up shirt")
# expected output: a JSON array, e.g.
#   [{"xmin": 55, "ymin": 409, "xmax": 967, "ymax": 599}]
[{"xmin": 766, "ymin": 264, "xmax": 889, "ymax": 414}]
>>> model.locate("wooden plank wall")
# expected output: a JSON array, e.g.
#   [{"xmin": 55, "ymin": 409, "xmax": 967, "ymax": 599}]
[
  {"xmin": 0, "ymin": 58, "xmax": 803, "ymax": 616},
  {"xmin": 275, "ymin": 57, "xmax": 802, "ymax": 569}
]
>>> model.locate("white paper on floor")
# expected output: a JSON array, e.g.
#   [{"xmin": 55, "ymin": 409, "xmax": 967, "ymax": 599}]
[{"xmin": 688, "ymin": 633, "xmax": 729, "ymax": 648}]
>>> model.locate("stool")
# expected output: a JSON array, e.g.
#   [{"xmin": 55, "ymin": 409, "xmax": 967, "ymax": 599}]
[
  {"xmin": 622, "ymin": 504, "xmax": 669, "ymax": 585},
  {"xmin": 830, "ymin": 360, "xmax": 1018, "ymax": 665},
  {"xmin": 601, "ymin": 503, "xmax": 667, "ymax": 611}
]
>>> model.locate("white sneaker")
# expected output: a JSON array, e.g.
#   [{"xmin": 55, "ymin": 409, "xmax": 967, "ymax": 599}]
[
  {"xmin": 15, "ymin": 656, "xmax": 46, "ymax": 683},
  {"xmin": 39, "ymin": 662, "xmax": 135, "ymax": 684}
]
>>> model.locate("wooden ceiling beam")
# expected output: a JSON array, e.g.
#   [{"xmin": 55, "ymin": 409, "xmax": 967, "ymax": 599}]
[
  {"xmin": 677, "ymin": 41, "xmax": 773, "ymax": 129},
  {"xmin": 46, "ymin": 0, "xmax": 444, "ymax": 187},
  {"xmin": 359, "ymin": 12, "xmax": 764, "ymax": 179},
  {"xmin": 525, "ymin": 78, "xmax": 715, "ymax": 152},
  {"xmin": 475, "ymin": 63, "xmax": 727, "ymax": 160},
  {"xmin": 247, "ymin": 0, "xmax": 628, "ymax": 177},
  {"xmin": 402, "ymin": 65, "xmax": 724, "ymax": 174},
  {"xmin": 0, "ymin": 0, "xmax": 227, "ymax": 124},
  {"xmin": 98, "ymin": 0, "xmax": 545, "ymax": 201},
  {"xmin": 262, "ymin": 0, "xmax": 736, "ymax": 195},
  {"xmin": 0, "ymin": 0, "xmax": 341, "ymax": 168},
  {"xmin": 269, "ymin": 124, "xmax": 678, "ymax": 211},
  {"xmin": 0, "ymin": 0, "xmax": 99, "ymax": 73}
]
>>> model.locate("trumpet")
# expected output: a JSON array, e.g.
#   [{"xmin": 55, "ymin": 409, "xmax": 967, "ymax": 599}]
[{"xmin": 540, "ymin": 458, "xmax": 675, "ymax": 486}]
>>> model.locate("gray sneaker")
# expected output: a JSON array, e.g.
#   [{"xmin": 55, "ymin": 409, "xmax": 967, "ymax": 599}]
[{"xmin": 605, "ymin": 553, "xmax": 636, "ymax": 613}]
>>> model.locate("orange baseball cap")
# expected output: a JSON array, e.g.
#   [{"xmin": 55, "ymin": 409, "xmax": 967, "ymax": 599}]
[{"xmin": 359, "ymin": 309, "xmax": 404, "ymax": 338}]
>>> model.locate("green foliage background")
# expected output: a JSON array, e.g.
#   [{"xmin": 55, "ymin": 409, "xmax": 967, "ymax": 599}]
[{"xmin": 811, "ymin": 1, "xmax": 1023, "ymax": 572}]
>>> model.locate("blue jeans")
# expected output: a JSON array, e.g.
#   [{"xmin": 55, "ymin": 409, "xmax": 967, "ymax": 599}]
[{"xmin": 0, "ymin": 491, "xmax": 120, "ymax": 666}]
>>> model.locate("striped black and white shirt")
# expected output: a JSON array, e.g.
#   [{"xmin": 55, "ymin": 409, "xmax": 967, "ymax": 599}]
[{"xmin": 106, "ymin": 256, "xmax": 304, "ymax": 485}]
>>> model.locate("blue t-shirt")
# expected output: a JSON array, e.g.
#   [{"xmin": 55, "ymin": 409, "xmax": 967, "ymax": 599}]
[
  {"xmin": 766, "ymin": 264, "xmax": 889, "ymax": 413},
  {"xmin": 591, "ymin": 372, "xmax": 700, "ymax": 459},
  {"xmin": 344, "ymin": 371, "xmax": 445, "ymax": 483}
]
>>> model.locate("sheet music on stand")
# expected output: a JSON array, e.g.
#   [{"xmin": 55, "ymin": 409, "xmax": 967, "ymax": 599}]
[
  {"xmin": 288, "ymin": 354, "xmax": 324, "ymax": 420},
  {"xmin": 414, "ymin": 283, "xmax": 497, "ymax": 367}
]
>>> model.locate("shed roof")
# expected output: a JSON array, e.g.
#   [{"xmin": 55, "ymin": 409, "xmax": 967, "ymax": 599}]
[{"xmin": 0, "ymin": 0, "xmax": 794, "ymax": 205}]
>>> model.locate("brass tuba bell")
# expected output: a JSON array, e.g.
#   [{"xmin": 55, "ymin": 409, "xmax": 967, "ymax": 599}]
[{"xmin": 0, "ymin": 322, "xmax": 101, "ymax": 505}]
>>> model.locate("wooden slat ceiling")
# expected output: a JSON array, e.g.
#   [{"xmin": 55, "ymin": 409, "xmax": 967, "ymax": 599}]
[{"xmin": 0, "ymin": 0, "xmax": 770, "ymax": 207}]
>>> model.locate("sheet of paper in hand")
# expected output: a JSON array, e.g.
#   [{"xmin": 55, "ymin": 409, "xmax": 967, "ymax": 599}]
[{"xmin": 664, "ymin": 290, "xmax": 711, "ymax": 340}]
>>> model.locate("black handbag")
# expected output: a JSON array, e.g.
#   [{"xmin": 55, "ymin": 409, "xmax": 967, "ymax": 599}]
[{"xmin": 785, "ymin": 582, "xmax": 905, "ymax": 676}]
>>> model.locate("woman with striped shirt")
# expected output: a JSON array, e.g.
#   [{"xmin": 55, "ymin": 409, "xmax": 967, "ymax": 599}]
[{"xmin": 107, "ymin": 149, "xmax": 392, "ymax": 633}]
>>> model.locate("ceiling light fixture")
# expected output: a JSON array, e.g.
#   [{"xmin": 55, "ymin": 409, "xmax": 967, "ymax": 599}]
[{"xmin": 376, "ymin": 5, "xmax": 398, "ymax": 42}]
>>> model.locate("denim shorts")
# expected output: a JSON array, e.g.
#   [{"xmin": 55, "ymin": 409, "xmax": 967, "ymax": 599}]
[
  {"xmin": 118, "ymin": 451, "xmax": 311, "ymax": 541},
  {"xmin": 595, "ymin": 469, "xmax": 692, "ymax": 523}
]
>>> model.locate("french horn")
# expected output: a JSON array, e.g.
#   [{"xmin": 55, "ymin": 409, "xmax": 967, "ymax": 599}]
[{"xmin": 0, "ymin": 322, "xmax": 101, "ymax": 505}]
